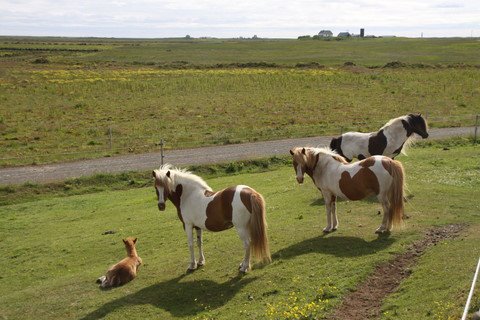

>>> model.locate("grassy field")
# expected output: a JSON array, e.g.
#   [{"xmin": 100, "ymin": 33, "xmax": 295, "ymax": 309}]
[
  {"xmin": 1, "ymin": 36, "xmax": 480, "ymax": 66},
  {"xmin": 1, "ymin": 37, "xmax": 479, "ymax": 319},
  {"xmin": 0, "ymin": 140, "xmax": 479, "ymax": 319},
  {"xmin": 0, "ymin": 36, "xmax": 479, "ymax": 166}
]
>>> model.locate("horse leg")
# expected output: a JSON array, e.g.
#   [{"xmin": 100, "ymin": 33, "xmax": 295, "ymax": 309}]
[
  {"xmin": 331, "ymin": 195, "xmax": 339, "ymax": 231},
  {"xmin": 185, "ymin": 224, "xmax": 197, "ymax": 272},
  {"xmin": 236, "ymin": 227, "xmax": 251, "ymax": 273},
  {"xmin": 375, "ymin": 196, "xmax": 390, "ymax": 234},
  {"xmin": 323, "ymin": 192, "xmax": 334, "ymax": 233},
  {"xmin": 195, "ymin": 227, "xmax": 205, "ymax": 267}
]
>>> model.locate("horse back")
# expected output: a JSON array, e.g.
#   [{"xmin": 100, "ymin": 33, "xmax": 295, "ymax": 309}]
[
  {"xmin": 105, "ymin": 257, "xmax": 138, "ymax": 287},
  {"xmin": 340, "ymin": 132, "xmax": 370, "ymax": 161},
  {"xmin": 204, "ymin": 186, "xmax": 237, "ymax": 231},
  {"xmin": 204, "ymin": 185, "xmax": 257, "ymax": 232},
  {"xmin": 337, "ymin": 156, "xmax": 393, "ymax": 200}
]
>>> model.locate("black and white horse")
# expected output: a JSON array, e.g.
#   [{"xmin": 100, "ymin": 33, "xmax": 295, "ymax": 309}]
[{"xmin": 330, "ymin": 113, "xmax": 429, "ymax": 162}]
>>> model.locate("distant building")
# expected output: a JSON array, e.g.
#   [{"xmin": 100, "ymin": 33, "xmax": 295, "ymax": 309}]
[
  {"xmin": 318, "ymin": 30, "xmax": 333, "ymax": 37},
  {"xmin": 360, "ymin": 28, "xmax": 365, "ymax": 37},
  {"xmin": 337, "ymin": 32, "xmax": 351, "ymax": 37}
]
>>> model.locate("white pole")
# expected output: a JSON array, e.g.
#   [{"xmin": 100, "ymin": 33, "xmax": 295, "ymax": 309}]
[{"xmin": 462, "ymin": 257, "xmax": 480, "ymax": 320}]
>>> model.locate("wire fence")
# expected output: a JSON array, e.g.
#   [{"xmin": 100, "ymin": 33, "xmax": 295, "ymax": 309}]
[{"xmin": 0, "ymin": 113, "xmax": 478, "ymax": 164}]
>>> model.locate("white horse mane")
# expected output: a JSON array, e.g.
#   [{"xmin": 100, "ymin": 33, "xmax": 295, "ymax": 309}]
[
  {"xmin": 154, "ymin": 164, "xmax": 212, "ymax": 191},
  {"xmin": 309, "ymin": 146, "xmax": 344, "ymax": 159},
  {"xmin": 380, "ymin": 114, "xmax": 407, "ymax": 130}
]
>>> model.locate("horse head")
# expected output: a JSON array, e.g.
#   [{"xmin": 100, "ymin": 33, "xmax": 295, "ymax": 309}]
[
  {"xmin": 290, "ymin": 147, "xmax": 309, "ymax": 184},
  {"xmin": 152, "ymin": 169, "xmax": 173, "ymax": 211},
  {"xmin": 122, "ymin": 237, "xmax": 139, "ymax": 256},
  {"xmin": 408, "ymin": 113, "xmax": 429, "ymax": 138}
]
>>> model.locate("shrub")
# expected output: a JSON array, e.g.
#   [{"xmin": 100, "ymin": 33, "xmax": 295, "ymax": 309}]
[{"xmin": 32, "ymin": 57, "xmax": 49, "ymax": 64}]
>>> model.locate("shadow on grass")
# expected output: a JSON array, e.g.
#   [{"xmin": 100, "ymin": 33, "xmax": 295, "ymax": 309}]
[
  {"xmin": 272, "ymin": 233, "xmax": 395, "ymax": 260},
  {"xmin": 310, "ymin": 196, "xmax": 381, "ymax": 207},
  {"xmin": 81, "ymin": 273, "xmax": 256, "ymax": 319}
]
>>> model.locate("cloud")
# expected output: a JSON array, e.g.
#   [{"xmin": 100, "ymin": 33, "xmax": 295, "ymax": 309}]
[{"xmin": 0, "ymin": 0, "xmax": 479, "ymax": 37}]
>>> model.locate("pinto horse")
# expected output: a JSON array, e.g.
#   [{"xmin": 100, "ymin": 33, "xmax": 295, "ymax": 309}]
[
  {"xmin": 330, "ymin": 113, "xmax": 429, "ymax": 162},
  {"xmin": 152, "ymin": 164, "xmax": 271, "ymax": 273},
  {"xmin": 290, "ymin": 147, "xmax": 405, "ymax": 234}
]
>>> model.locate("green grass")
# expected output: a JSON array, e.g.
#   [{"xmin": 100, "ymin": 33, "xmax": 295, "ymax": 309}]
[
  {"xmin": 1, "ymin": 65, "xmax": 478, "ymax": 166},
  {"xmin": 0, "ymin": 156, "xmax": 289, "ymax": 206},
  {"xmin": 1, "ymin": 36, "xmax": 479, "ymax": 166},
  {"xmin": 0, "ymin": 141, "xmax": 479, "ymax": 319},
  {"xmin": 2, "ymin": 36, "xmax": 480, "ymax": 67}
]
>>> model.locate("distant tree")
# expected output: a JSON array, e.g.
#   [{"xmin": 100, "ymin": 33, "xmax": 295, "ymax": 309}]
[
  {"xmin": 185, "ymin": 35, "xmax": 191, "ymax": 39},
  {"xmin": 297, "ymin": 35, "xmax": 312, "ymax": 40},
  {"xmin": 318, "ymin": 30, "xmax": 333, "ymax": 37},
  {"xmin": 252, "ymin": 35, "xmax": 258, "ymax": 39}
]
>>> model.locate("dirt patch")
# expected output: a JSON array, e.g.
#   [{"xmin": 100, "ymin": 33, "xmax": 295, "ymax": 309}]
[{"xmin": 330, "ymin": 224, "xmax": 466, "ymax": 319}]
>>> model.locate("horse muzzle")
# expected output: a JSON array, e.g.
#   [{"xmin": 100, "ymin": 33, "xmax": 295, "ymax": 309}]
[
  {"xmin": 296, "ymin": 176, "xmax": 304, "ymax": 184},
  {"xmin": 421, "ymin": 132, "xmax": 429, "ymax": 138},
  {"xmin": 158, "ymin": 203, "xmax": 166, "ymax": 211}
]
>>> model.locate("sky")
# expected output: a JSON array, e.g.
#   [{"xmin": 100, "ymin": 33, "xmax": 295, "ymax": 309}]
[{"xmin": 1, "ymin": 0, "xmax": 479, "ymax": 38}]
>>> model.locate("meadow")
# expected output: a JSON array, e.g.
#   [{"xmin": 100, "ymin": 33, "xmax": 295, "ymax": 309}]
[
  {"xmin": 0, "ymin": 140, "xmax": 479, "ymax": 319},
  {"xmin": 0, "ymin": 36, "xmax": 479, "ymax": 319},
  {"xmin": 0, "ymin": 37, "xmax": 479, "ymax": 166}
]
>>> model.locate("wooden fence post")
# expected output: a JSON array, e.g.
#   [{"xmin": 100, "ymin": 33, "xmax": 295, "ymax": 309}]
[
  {"xmin": 160, "ymin": 139, "xmax": 165, "ymax": 165},
  {"xmin": 108, "ymin": 127, "xmax": 113, "ymax": 149},
  {"xmin": 474, "ymin": 115, "xmax": 479, "ymax": 144}
]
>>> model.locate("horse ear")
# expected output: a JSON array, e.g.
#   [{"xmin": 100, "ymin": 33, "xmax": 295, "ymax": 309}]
[
  {"xmin": 166, "ymin": 170, "xmax": 171, "ymax": 178},
  {"xmin": 122, "ymin": 239, "xmax": 127, "ymax": 244},
  {"xmin": 289, "ymin": 149, "xmax": 294, "ymax": 155},
  {"xmin": 133, "ymin": 238, "xmax": 137, "ymax": 244},
  {"xmin": 301, "ymin": 148, "xmax": 306, "ymax": 155},
  {"xmin": 152, "ymin": 170, "xmax": 156, "ymax": 178}
]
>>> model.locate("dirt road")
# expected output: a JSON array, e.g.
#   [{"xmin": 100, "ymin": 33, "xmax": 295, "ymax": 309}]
[{"xmin": 0, "ymin": 127, "xmax": 473, "ymax": 185}]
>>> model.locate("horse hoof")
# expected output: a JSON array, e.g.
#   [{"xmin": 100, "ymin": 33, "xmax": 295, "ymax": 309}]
[
  {"xmin": 238, "ymin": 268, "xmax": 248, "ymax": 274},
  {"xmin": 323, "ymin": 229, "xmax": 332, "ymax": 233},
  {"xmin": 197, "ymin": 262, "xmax": 205, "ymax": 267}
]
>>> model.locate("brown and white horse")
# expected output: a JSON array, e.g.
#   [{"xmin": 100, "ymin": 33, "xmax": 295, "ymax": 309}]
[
  {"xmin": 330, "ymin": 113, "xmax": 429, "ymax": 162},
  {"xmin": 290, "ymin": 147, "xmax": 405, "ymax": 234},
  {"xmin": 152, "ymin": 164, "xmax": 271, "ymax": 273}
]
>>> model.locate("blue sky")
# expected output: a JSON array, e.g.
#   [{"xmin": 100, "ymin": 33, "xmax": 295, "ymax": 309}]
[{"xmin": 1, "ymin": 0, "xmax": 479, "ymax": 38}]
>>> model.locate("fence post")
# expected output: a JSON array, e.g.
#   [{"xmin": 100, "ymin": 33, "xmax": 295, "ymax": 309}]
[
  {"xmin": 474, "ymin": 115, "xmax": 479, "ymax": 144},
  {"xmin": 108, "ymin": 127, "xmax": 113, "ymax": 149},
  {"xmin": 160, "ymin": 139, "xmax": 165, "ymax": 165}
]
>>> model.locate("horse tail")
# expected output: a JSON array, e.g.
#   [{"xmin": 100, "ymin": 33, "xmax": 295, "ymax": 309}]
[
  {"xmin": 330, "ymin": 136, "xmax": 340, "ymax": 152},
  {"xmin": 388, "ymin": 159, "xmax": 405, "ymax": 228},
  {"xmin": 249, "ymin": 191, "xmax": 271, "ymax": 264}
]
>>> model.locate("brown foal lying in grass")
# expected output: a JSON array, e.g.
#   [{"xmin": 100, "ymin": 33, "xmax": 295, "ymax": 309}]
[{"xmin": 97, "ymin": 237, "xmax": 142, "ymax": 289}]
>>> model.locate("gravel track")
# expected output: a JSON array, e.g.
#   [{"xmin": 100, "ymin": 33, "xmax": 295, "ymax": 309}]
[{"xmin": 0, "ymin": 126, "xmax": 473, "ymax": 186}]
